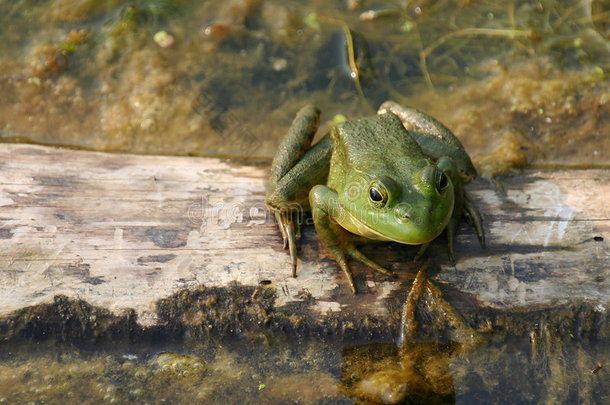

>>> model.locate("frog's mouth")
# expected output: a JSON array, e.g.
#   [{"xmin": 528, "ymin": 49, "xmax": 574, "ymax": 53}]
[{"xmin": 339, "ymin": 209, "xmax": 434, "ymax": 245}]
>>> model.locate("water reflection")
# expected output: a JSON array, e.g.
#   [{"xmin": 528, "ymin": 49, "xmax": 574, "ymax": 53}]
[
  {"xmin": 0, "ymin": 291, "xmax": 607, "ymax": 403},
  {"xmin": 339, "ymin": 260, "xmax": 608, "ymax": 404},
  {"xmin": 340, "ymin": 262, "xmax": 479, "ymax": 404}
]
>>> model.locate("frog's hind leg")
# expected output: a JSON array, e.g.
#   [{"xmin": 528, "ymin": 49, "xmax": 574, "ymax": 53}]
[
  {"xmin": 268, "ymin": 105, "xmax": 321, "ymax": 186},
  {"xmin": 266, "ymin": 105, "xmax": 331, "ymax": 277}
]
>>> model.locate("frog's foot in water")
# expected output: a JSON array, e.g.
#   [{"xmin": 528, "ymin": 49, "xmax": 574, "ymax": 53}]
[{"xmin": 310, "ymin": 184, "xmax": 394, "ymax": 293}]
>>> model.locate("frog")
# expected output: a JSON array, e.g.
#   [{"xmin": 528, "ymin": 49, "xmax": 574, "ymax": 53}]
[{"xmin": 266, "ymin": 101, "xmax": 484, "ymax": 293}]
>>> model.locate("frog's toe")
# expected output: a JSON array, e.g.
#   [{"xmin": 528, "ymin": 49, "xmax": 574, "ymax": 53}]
[
  {"xmin": 398, "ymin": 260, "xmax": 429, "ymax": 346},
  {"xmin": 331, "ymin": 245, "xmax": 393, "ymax": 294},
  {"xmin": 464, "ymin": 192, "xmax": 485, "ymax": 248},
  {"xmin": 275, "ymin": 212, "xmax": 300, "ymax": 277},
  {"xmin": 336, "ymin": 256, "xmax": 358, "ymax": 294},
  {"xmin": 274, "ymin": 212, "xmax": 289, "ymax": 249},
  {"xmin": 347, "ymin": 246, "xmax": 394, "ymax": 278},
  {"xmin": 287, "ymin": 226, "xmax": 298, "ymax": 277}
]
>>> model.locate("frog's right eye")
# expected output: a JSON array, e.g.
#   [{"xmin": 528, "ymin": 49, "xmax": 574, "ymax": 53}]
[
  {"xmin": 368, "ymin": 182, "xmax": 388, "ymax": 207},
  {"xmin": 419, "ymin": 166, "xmax": 451, "ymax": 196}
]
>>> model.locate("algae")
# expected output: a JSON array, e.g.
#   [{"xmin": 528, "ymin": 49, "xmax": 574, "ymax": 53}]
[{"xmin": 0, "ymin": 0, "xmax": 606, "ymax": 173}]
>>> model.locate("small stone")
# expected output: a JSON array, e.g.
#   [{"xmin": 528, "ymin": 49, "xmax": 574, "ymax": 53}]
[
  {"xmin": 271, "ymin": 58, "xmax": 287, "ymax": 72},
  {"xmin": 154, "ymin": 31, "xmax": 175, "ymax": 49}
]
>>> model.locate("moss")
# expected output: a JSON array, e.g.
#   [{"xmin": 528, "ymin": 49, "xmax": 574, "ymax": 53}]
[
  {"xmin": 0, "ymin": 287, "xmax": 607, "ymax": 403},
  {"xmin": 0, "ymin": 295, "xmax": 140, "ymax": 343},
  {"xmin": 0, "ymin": 284, "xmax": 606, "ymax": 347}
]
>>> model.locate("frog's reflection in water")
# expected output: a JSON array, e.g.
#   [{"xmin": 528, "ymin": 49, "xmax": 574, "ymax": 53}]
[{"xmin": 340, "ymin": 262, "xmax": 481, "ymax": 404}]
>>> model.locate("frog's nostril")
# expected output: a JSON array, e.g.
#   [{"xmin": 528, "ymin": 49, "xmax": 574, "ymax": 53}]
[
  {"xmin": 398, "ymin": 213, "xmax": 410, "ymax": 223},
  {"xmin": 395, "ymin": 203, "xmax": 412, "ymax": 222}
]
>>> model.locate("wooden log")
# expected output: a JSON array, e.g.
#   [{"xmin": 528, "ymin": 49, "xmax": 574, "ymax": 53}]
[{"xmin": 0, "ymin": 144, "xmax": 608, "ymax": 331}]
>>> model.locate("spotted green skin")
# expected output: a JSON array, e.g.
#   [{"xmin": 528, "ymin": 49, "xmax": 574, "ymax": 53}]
[{"xmin": 266, "ymin": 102, "xmax": 484, "ymax": 293}]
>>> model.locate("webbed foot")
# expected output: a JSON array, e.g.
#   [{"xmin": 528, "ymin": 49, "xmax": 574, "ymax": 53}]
[{"xmin": 330, "ymin": 241, "xmax": 395, "ymax": 294}]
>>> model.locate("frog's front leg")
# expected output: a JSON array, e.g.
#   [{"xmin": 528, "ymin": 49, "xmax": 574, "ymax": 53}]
[
  {"xmin": 310, "ymin": 185, "xmax": 393, "ymax": 294},
  {"xmin": 443, "ymin": 190, "xmax": 486, "ymax": 263},
  {"xmin": 444, "ymin": 187, "xmax": 486, "ymax": 262},
  {"xmin": 464, "ymin": 192, "xmax": 485, "ymax": 248},
  {"xmin": 266, "ymin": 105, "xmax": 331, "ymax": 277}
]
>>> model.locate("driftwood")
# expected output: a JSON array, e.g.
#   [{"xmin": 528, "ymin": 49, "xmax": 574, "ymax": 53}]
[{"xmin": 0, "ymin": 143, "xmax": 608, "ymax": 332}]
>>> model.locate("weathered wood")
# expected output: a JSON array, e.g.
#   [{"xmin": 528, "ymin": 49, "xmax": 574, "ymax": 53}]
[{"xmin": 0, "ymin": 144, "xmax": 608, "ymax": 328}]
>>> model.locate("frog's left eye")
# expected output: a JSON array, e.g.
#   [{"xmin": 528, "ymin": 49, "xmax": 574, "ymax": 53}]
[
  {"xmin": 368, "ymin": 183, "xmax": 388, "ymax": 207},
  {"xmin": 369, "ymin": 187, "xmax": 383, "ymax": 201},
  {"xmin": 435, "ymin": 170, "xmax": 449, "ymax": 192}
]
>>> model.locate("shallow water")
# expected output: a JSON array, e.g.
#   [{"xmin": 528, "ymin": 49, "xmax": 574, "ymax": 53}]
[
  {"xmin": 0, "ymin": 0, "xmax": 608, "ymax": 172},
  {"xmin": 0, "ymin": 285, "xmax": 607, "ymax": 404},
  {"xmin": 0, "ymin": 329, "xmax": 607, "ymax": 404},
  {"xmin": 0, "ymin": 0, "xmax": 609, "ymax": 403}
]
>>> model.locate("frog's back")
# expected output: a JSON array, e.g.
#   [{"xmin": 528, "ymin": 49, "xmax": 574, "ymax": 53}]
[
  {"xmin": 379, "ymin": 101, "xmax": 477, "ymax": 183},
  {"xmin": 331, "ymin": 112, "xmax": 428, "ymax": 178}
]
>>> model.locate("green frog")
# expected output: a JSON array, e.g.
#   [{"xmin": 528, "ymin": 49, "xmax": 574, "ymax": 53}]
[{"xmin": 266, "ymin": 101, "xmax": 484, "ymax": 293}]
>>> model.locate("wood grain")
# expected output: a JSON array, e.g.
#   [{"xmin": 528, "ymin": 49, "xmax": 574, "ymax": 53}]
[{"xmin": 0, "ymin": 144, "xmax": 608, "ymax": 327}]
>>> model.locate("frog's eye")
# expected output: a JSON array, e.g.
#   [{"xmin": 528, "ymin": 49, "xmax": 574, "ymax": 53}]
[
  {"xmin": 368, "ymin": 183, "xmax": 388, "ymax": 207},
  {"xmin": 369, "ymin": 187, "xmax": 383, "ymax": 201},
  {"xmin": 435, "ymin": 170, "xmax": 449, "ymax": 192}
]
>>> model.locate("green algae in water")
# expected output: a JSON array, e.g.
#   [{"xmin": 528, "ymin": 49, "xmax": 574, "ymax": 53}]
[{"xmin": 0, "ymin": 339, "xmax": 346, "ymax": 404}]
